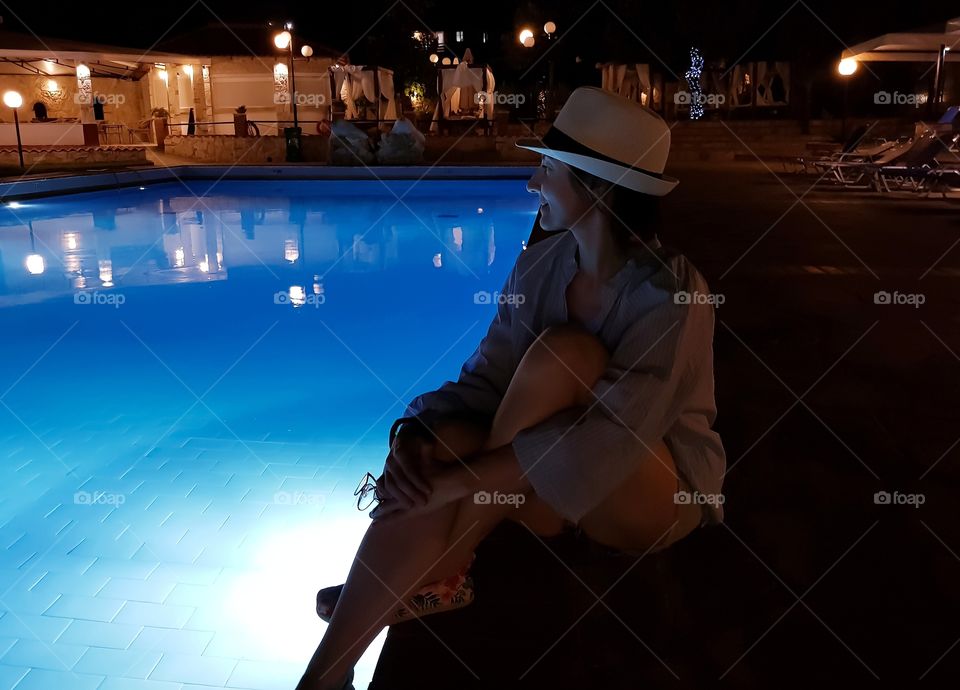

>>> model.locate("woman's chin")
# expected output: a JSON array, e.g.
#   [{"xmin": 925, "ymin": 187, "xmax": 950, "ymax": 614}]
[{"xmin": 538, "ymin": 209, "xmax": 562, "ymax": 232}]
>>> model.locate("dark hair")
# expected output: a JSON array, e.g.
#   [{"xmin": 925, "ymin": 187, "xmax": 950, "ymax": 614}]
[{"xmin": 565, "ymin": 165, "xmax": 662, "ymax": 250}]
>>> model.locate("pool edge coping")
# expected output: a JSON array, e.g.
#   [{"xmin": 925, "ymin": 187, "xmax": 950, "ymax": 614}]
[{"xmin": 0, "ymin": 165, "xmax": 538, "ymax": 202}]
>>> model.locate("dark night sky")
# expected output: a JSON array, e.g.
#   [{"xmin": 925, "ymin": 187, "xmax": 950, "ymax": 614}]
[
  {"xmin": 2, "ymin": 0, "xmax": 959, "ymax": 87},
  {"xmin": 2, "ymin": 1, "xmax": 958, "ymax": 56}
]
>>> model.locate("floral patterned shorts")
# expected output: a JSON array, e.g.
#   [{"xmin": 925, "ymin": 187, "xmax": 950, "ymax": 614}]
[{"xmin": 395, "ymin": 552, "xmax": 476, "ymax": 619}]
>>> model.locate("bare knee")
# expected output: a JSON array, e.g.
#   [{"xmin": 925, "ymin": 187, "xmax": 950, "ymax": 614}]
[
  {"xmin": 522, "ymin": 324, "xmax": 609, "ymax": 402},
  {"xmin": 427, "ymin": 418, "xmax": 490, "ymax": 463}
]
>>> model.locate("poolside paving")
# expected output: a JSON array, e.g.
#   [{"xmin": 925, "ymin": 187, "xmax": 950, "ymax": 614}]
[{"xmin": 370, "ymin": 161, "xmax": 960, "ymax": 687}]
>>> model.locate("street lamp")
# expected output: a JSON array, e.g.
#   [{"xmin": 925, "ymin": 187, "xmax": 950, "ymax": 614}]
[
  {"xmin": 837, "ymin": 58, "xmax": 858, "ymax": 142},
  {"xmin": 273, "ymin": 28, "xmax": 298, "ymax": 129},
  {"xmin": 3, "ymin": 90, "xmax": 25, "ymax": 169},
  {"xmin": 518, "ymin": 21, "xmax": 559, "ymax": 115},
  {"xmin": 273, "ymin": 22, "xmax": 313, "ymax": 162}
]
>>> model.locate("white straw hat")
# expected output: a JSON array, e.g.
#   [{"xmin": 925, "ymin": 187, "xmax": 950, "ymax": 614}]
[{"xmin": 516, "ymin": 86, "xmax": 678, "ymax": 196}]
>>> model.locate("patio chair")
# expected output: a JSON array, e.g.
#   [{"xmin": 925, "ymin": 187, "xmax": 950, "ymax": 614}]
[
  {"xmin": 873, "ymin": 131, "xmax": 960, "ymax": 193},
  {"xmin": 127, "ymin": 118, "xmax": 153, "ymax": 144},
  {"xmin": 798, "ymin": 122, "xmax": 890, "ymax": 174},
  {"xmin": 917, "ymin": 164, "xmax": 960, "ymax": 197},
  {"xmin": 813, "ymin": 137, "xmax": 916, "ymax": 188}
]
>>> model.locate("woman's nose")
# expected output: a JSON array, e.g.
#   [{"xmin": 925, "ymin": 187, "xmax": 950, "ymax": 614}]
[{"xmin": 526, "ymin": 171, "xmax": 541, "ymax": 194}]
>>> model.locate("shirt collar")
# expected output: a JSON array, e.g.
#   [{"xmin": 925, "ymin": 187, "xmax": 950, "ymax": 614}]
[
  {"xmin": 558, "ymin": 230, "xmax": 664, "ymax": 332},
  {"xmin": 560, "ymin": 230, "xmax": 663, "ymax": 287}
]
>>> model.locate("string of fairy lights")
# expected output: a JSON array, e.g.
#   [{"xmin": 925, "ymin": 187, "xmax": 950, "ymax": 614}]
[{"xmin": 685, "ymin": 46, "xmax": 704, "ymax": 120}]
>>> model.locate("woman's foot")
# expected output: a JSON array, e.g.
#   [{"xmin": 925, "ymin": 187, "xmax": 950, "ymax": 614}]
[{"xmin": 316, "ymin": 554, "xmax": 476, "ymax": 623}]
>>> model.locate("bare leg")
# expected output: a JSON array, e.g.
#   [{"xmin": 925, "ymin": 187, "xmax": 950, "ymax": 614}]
[{"xmin": 295, "ymin": 325, "xmax": 613, "ymax": 690}]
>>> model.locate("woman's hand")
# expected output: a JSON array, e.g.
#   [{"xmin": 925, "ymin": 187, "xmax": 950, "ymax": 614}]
[
  {"xmin": 370, "ymin": 465, "xmax": 467, "ymax": 524},
  {"xmin": 376, "ymin": 427, "xmax": 437, "ymax": 509}
]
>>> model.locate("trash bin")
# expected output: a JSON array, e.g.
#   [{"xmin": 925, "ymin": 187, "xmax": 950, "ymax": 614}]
[{"xmin": 285, "ymin": 126, "xmax": 302, "ymax": 162}]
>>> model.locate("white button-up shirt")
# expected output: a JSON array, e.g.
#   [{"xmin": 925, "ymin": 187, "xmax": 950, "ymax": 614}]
[{"xmin": 406, "ymin": 229, "xmax": 726, "ymax": 526}]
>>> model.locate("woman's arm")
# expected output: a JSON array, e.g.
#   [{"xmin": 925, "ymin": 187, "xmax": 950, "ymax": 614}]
[{"xmin": 371, "ymin": 444, "xmax": 531, "ymax": 522}]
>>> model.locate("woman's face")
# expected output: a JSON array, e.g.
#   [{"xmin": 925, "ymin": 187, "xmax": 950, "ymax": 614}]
[{"xmin": 526, "ymin": 156, "xmax": 593, "ymax": 232}]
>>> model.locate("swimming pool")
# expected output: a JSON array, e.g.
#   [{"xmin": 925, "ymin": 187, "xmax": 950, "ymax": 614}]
[{"xmin": 0, "ymin": 176, "xmax": 537, "ymax": 689}]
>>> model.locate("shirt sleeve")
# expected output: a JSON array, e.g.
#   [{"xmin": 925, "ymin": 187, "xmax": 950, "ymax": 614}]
[
  {"xmin": 511, "ymin": 286, "xmax": 710, "ymax": 525},
  {"xmin": 404, "ymin": 264, "xmax": 519, "ymax": 422}
]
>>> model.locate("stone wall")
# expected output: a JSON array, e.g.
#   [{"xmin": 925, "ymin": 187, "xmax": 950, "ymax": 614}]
[
  {"xmin": 164, "ymin": 134, "xmax": 330, "ymax": 163},
  {"xmin": 0, "ymin": 145, "xmax": 149, "ymax": 169},
  {"xmin": 0, "ymin": 74, "xmax": 151, "ymax": 130}
]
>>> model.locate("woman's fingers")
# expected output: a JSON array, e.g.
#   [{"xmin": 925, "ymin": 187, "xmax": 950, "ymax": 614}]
[
  {"xmin": 387, "ymin": 467, "xmax": 426, "ymax": 508},
  {"xmin": 381, "ymin": 471, "xmax": 408, "ymax": 508},
  {"xmin": 393, "ymin": 437, "xmax": 432, "ymax": 495},
  {"xmin": 384, "ymin": 468, "xmax": 421, "ymax": 508},
  {"xmin": 370, "ymin": 497, "xmax": 406, "ymax": 521}
]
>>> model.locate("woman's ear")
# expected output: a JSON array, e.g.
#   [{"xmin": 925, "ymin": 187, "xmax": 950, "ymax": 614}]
[{"xmin": 586, "ymin": 177, "xmax": 615, "ymax": 204}]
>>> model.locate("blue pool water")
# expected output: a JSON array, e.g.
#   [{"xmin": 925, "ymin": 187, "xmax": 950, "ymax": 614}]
[{"xmin": 0, "ymin": 177, "xmax": 537, "ymax": 689}]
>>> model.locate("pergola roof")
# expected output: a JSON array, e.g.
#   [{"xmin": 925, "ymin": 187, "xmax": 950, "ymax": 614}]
[
  {"xmin": 0, "ymin": 29, "xmax": 209, "ymax": 80},
  {"xmin": 842, "ymin": 17, "xmax": 960, "ymax": 62}
]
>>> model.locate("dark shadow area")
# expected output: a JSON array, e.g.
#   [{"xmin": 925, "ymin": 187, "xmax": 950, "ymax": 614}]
[{"xmin": 370, "ymin": 162, "xmax": 960, "ymax": 687}]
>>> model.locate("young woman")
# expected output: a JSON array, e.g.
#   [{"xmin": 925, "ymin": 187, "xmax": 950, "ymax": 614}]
[{"xmin": 296, "ymin": 87, "xmax": 726, "ymax": 690}]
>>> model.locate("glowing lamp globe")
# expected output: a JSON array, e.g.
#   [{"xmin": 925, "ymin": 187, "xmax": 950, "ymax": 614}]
[
  {"xmin": 838, "ymin": 58, "xmax": 857, "ymax": 76},
  {"xmin": 3, "ymin": 91, "xmax": 23, "ymax": 109},
  {"xmin": 274, "ymin": 31, "xmax": 292, "ymax": 50}
]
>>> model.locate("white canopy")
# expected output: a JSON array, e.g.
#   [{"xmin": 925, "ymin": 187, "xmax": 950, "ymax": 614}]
[
  {"xmin": 841, "ymin": 17, "xmax": 960, "ymax": 110},
  {"xmin": 598, "ymin": 63, "xmax": 659, "ymax": 109},
  {"xmin": 430, "ymin": 60, "xmax": 495, "ymax": 131},
  {"xmin": 330, "ymin": 64, "xmax": 397, "ymax": 121},
  {"xmin": 842, "ymin": 17, "xmax": 960, "ymax": 63}
]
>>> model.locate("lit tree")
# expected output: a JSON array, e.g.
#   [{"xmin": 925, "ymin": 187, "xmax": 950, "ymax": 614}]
[{"xmin": 685, "ymin": 46, "xmax": 704, "ymax": 120}]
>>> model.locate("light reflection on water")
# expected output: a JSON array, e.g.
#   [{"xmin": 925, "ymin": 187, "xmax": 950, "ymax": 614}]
[{"xmin": 0, "ymin": 178, "xmax": 536, "ymax": 689}]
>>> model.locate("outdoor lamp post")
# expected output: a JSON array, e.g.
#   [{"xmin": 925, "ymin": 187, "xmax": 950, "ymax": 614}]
[
  {"xmin": 274, "ymin": 23, "xmax": 313, "ymax": 162},
  {"xmin": 274, "ymin": 28, "xmax": 298, "ymax": 129},
  {"xmin": 837, "ymin": 58, "xmax": 858, "ymax": 142},
  {"xmin": 3, "ymin": 90, "xmax": 25, "ymax": 169},
  {"xmin": 519, "ymin": 22, "xmax": 559, "ymax": 115}
]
